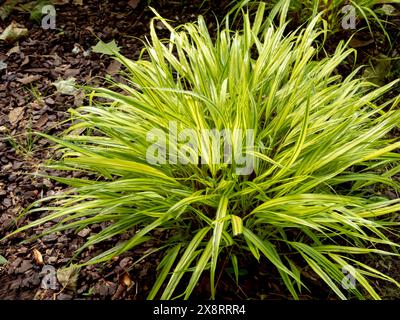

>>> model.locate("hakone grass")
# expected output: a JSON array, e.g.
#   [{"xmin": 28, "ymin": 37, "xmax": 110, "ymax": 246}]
[
  {"xmin": 4, "ymin": 0, "xmax": 400, "ymax": 299},
  {"xmin": 231, "ymin": 0, "xmax": 398, "ymax": 44}
]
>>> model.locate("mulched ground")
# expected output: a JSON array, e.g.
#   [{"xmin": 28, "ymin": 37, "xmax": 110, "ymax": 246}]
[{"xmin": 0, "ymin": 0, "xmax": 399, "ymax": 300}]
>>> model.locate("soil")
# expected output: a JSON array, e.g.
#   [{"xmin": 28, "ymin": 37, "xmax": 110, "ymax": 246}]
[{"xmin": 0, "ymin": 0, "xmax": 399, "ymax": 300}]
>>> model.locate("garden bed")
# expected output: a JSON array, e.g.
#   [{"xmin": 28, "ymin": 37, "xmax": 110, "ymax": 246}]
[{"xmin": 0, "ymin": 0, "xmax": 399, "ymax": 300}]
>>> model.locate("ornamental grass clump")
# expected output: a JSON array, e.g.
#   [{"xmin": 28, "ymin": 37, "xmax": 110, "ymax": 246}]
[
  {"xmin": 6, "ymin": 1, "xmax": 400, "ymax": 299},
  {"xmin": 233, "ymin": 0, "xmax": 393, "ymax": 40}
]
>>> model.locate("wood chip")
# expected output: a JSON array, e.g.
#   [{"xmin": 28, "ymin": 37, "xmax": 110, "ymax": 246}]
[
  {"xmin": 106, "ymin": 60, "xmax": 121, "ymax": 76},
  {"xmin": 128, "ymin": 0, "xmax": 140, "ymax": 9},
  {"xmin": 34, "ymin": 113, "xmax": 49, "ymax": 129},
  {"xmin": 349, "ymin": 38, "xmax": 374, "ymax": 48},
  {"xmin": 77, "ymin": 228, "xmax": 90, "ymax": 238}
]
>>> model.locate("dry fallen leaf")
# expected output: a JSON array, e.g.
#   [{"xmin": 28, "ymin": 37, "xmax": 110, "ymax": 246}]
[
  {"xmin": 8, "ymin": 107, "xmax": 24, "ymax": 125},
  {"xmin": 92, "ymin": 39, "xmax": 120, "ymax": 56},
  {"xmin": 0, "ymin": 255, "xmax": 7, "ymax": 265},
  {"xmin": 21, "ymin": 56, "xmax": 29, "ymax": 67},
  {"xmin": 0, "ymin": 22, "xmax": 28, "ymax": 43},
  {"xmin": 32, "ymin": 249, "xmax": 44, "ymax": 266},
  {"xmin": 53, "ymin": 77, "xmax": 78, "ymax": 95},
  {"xmin": 380, "ymin": 4, "xmax": 396, "ymax": 16},
  {"xmin": 57, "ymin": 265, "xmax": 80, "ymax": 291},
  {"xmin": 121, "ymin": 273, "xmax": 133, "ymax": 288},
  {"xmin": 0, "ymin": 61, "xmax": 7, "ymax": 71},
  {"xmin": 6, "ymin": 45, "xmax": 20, "ymax": 56}
]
